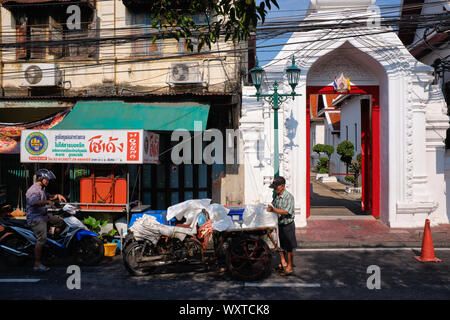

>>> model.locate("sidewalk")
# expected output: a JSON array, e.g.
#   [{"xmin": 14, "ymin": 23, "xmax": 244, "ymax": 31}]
[
  {"xmin": 296, "ymin": 219, "xmax": 450, "ymax": 248},
  {"xmin": 301, "ymin": 172, "xmax": 450, "ymax": 248}
]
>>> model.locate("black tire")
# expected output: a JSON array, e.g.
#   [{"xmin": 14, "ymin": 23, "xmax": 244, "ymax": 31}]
[
  {"xmin": 0, "ymin": 235, "xmax": 30, "ymax": 267},
  {"xmin": 226, "ymin": 237, "xmax": 272, "ymax": 281},
  {"xmin": 71, "ymin": 236, "xmax": 104, "ymax": 266},
  {"xmin": 122, "ymin": 240, "xmax": 157, "ymax": 276}
]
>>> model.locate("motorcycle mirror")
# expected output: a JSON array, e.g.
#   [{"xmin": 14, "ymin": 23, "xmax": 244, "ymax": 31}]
[{"xmin": 63, "ymin": 204, "xmax": 77, "ymax": 215}]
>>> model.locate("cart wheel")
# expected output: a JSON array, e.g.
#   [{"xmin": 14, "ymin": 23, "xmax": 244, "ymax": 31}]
[{"xmin": 226, "ymin": 237, "xmax": 272, "ymax": 281}]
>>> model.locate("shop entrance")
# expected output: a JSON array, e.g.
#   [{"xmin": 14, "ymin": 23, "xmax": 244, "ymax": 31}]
[{"xmin": 306, "ymin": 86, "xmax": 380, "ymax": 219}]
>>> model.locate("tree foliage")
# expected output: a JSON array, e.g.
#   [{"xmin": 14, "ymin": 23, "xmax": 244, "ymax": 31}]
[
  {"xmin": 345, "ymin": 153, "xmax": 362, "ymax": 187},
  {"xmin": 122, "ymin": 0, "xmax": 280, "ymax": 52},
  {"xmin": 313, "ymin": 143, "xmax": 334, "ymax": 172},
  {"xmin": 337, "ymin": 140, "xmax": 354, "ymax": 169},
  {"xmin": 317, "ymin": 157, "xmax": 329, "ymax": 174}
]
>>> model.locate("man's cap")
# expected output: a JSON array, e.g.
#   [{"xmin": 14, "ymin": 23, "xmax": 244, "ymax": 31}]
[{"xmin": 269, "ymin": 176, "xmax": 286, "ymax": 189}]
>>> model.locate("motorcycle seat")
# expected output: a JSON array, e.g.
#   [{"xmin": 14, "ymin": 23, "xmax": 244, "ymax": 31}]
[{"xmin": 0, "ymin": 218, "xmax": 29, "ymax": 228}]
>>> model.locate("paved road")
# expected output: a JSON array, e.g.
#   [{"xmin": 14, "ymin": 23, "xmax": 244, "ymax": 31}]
[
  {"xmin": 1, "ymin": 248, "xmax": 449, "ymax": 300},
  {"xmin": 310, "ymin": 175, "xmax": 364, "ymax": 216}
]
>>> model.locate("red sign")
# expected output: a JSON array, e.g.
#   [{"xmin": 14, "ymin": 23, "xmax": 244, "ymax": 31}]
[
  {"xmin": 88, "ymin": 135, "xmax": 124, "ymax": 154},
  {"xmin": 127, "ymin": 132, "xmax": 140, "ymax": 161}
]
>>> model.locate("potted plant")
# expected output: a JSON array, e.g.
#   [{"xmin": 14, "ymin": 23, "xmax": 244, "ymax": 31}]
[
  {"xmin": 83, "ymin": 216, "xmax": 118, "ymax": 256},
  {"xmin": 345, "ymin": 153, "xmax": 362, "ymax": 193}
]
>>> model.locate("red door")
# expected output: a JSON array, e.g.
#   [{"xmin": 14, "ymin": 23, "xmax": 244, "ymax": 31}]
[{"xmin": 306, "ymin": 86, "xmax": 380, "ymax": 219}]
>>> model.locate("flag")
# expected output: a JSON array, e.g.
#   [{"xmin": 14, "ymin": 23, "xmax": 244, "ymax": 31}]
[
  {"xmin": 347, "ymin": 77, "xmax": 351, "ymax": 91},
  {"xmin": 333, "ymin": 77, "xmax": 338, "ymax": 91}
]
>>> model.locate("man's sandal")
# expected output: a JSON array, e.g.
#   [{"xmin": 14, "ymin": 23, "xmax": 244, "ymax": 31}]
[
  {"xmin": 279, "ymin": 270, "xmax": 293, "ymax": 276},
  {"xmin": 273, "ymin": 264, "xmax": 287, "ymax": 272},
  {"xmin": 33, "ymin": 265, "xmax": 50, "ymax": 272}
]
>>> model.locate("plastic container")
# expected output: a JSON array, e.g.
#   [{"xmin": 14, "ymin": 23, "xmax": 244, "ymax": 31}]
[
  {"xmin": 80, "ymin": 174, "xmax": 127, "ymax": 211},
  {"xmin": 228, "ymin": 208, "xmax": 245, "ymax": 221},
  {"xmin": 104, "ymin": 243, "xmax": 117, "ymax": 257}
]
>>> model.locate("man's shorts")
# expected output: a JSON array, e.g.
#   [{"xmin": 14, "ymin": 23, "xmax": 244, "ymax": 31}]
[
  {"xmin": 30, "ymin": 220, "xmax": 47, "ymax": 245},
  {"xmin": 278, "ymin": 222, "xmax": 297, "ymax": 252},
  {"xmin": 30, "ymin": 215, "xmax": 66, "ymax": 245}
]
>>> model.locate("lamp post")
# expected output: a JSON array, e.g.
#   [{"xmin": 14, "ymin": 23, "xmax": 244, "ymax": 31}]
[{"xmin": 250, "ymin": 56, "xmax": 301, "ymax": 178}]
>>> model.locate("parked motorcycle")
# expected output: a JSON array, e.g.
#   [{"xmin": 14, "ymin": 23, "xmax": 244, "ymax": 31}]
[{"xmin": 0, "ymin": 203, "xmax": 104, "ymax": 266}]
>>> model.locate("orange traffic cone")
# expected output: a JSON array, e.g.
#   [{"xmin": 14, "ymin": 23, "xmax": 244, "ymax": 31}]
[{"xmin": 414, "ymin": 219, "xmax": 442, "ymax": 262}]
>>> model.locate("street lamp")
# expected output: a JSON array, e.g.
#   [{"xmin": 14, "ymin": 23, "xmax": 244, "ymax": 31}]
[{"xmin": 250, "ymin": 56, "xmax": 301, "ymax": 178}]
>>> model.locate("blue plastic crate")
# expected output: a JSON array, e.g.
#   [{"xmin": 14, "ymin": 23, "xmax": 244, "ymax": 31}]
[
  {"xmin": 129, "ymin": 210, "xmax": 168, "ymax": 227},
  {"xmin": 228, "ymin": 208, "xmax": 245, "ymax": 221}
]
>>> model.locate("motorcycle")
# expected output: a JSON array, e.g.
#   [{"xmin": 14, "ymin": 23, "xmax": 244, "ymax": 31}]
[{"xmin": 0, "ymin": 203, "xmax": 104, "ymax": 266}]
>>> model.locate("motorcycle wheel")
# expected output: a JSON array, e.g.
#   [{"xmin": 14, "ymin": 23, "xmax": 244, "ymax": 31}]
[
  {"xmin": 0, "ymin": 235, "xmax": 30, "ymax": 267},
  {"xmin": 123, "ymin": 240, "xmax": 157, "ymax": 276},
  {"xmin": 71, "ymin": 236, "xmax": 104, "ymax": 266}
]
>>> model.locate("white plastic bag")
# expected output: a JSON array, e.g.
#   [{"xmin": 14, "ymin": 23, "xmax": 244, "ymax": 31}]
[
  {"xmin": 207, "ymin": 203, "xmax": 230, "ymax": 222},
  {"xmin": 212, "ymin": 215, "xmax": 234, "ymax": 232},
  {"xmin": 242, "ymin": 204, "xmax": 278, "ymax": 228},
  {"xmin": 130, "ymin": 215, "xmax": 191, "ymax": 243},
  {"xmin": 166, "ymin": 199, "xmax": 211, "ymax": 222}
]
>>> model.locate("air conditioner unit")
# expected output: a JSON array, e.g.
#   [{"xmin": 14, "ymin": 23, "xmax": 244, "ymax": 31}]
[
  {"xmin": 21, "ymin": 63, "xmax": 62, "ymax": 87},
  {"xmin": 169, "ymin": 62, "xmax": 202, "ymax": 84}
]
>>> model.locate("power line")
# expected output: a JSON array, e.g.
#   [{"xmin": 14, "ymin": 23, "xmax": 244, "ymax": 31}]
[
  {"xmin": 0, "ymin": 3, "xmax": 446, "ymax": 82},
  {"xmin": 0, "ymin": 27, "xmax": 431, "ymax": 82}
]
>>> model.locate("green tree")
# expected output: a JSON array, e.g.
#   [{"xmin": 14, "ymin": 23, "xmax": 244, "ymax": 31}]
[
  {"xmin": 345, "ymin": 153, "xmax": 362, "ymax": 187},
  {"xmin": 313, "ymin": 143, "xmax": 334, "ymax": 173},
  {"xmin": 337, "ymin": 140, "xmax": 354, "ymax": 172},
  {"xmin": 122, "ymin": 0, "xmax": 279, "ymax": 52}
]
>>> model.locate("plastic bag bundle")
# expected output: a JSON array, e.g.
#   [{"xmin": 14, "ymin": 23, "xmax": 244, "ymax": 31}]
[
  {"xmin": 212, "ymin": 215, "xmax": 234, "ymax": 232},
  {"xmin": 130, "ymin": 214, "xmax": 195, "ymax": 244},
  {"xmin": 166, "ymin": 199, "xmax": 211, "ymax": 222},
  {"xmin": 206, "ymin": 203, "xmax": 230, "ymax": 222},
  {"xmin": 242, "ymin": 204, "xmax": 278, "ymax": 228},
  {"xmin": 130, "ymin": 215, "xmax": 162, "ymax": 244},
  {"xmin": 205, "ymin": 203, "xmax": 234, "ymax": 231}
]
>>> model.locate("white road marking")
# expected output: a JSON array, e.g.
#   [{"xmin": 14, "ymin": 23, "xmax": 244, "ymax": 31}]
[
  {"xmin": 0, "ymin": 278, "xmax": 41, "ymax": 283},
  {"xmin": 296, "ymin": 247, "xmax": 450, "ymax": 252},
  {"xmin": 244, "ymin": 282, "xmax": 321, "ymax": 288}
]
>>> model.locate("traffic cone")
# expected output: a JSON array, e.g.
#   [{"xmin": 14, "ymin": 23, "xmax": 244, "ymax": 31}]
[{"xmin": 414, "ymin": 219, "xmax": 442, "ymax": 262}]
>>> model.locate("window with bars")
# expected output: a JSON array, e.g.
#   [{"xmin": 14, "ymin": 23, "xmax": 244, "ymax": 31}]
[
  {"xmin": 178, "ymin": 14, "xmax": 210, "ymax": 53},
  {"xmin": 15, "ymin": 10, "xmax": 98, "ymax": 60},
  {"xmin": 130, "ymin": 12, "xmax": 162, "ymax": 56},
  {"xmin": 138, "ymin": 133, "xmax": 212, "ymax": 209}
]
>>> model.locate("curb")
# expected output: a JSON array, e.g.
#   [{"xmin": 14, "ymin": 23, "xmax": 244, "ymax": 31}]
[{"xmin": 296, "ymin": 241, "xmax": 450, "ymax": 249}]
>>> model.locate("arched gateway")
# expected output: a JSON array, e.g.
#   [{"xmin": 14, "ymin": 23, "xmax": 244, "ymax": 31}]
[{"xmin": 240, "ymin": 0, "xmax": 449, "ymax": 228}]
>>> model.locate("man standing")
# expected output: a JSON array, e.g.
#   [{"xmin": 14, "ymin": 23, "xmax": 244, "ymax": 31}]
[
  {"xmin": 266, "ymin": 176, "xmax": 296, "ymax": 276},
  {"xmin": 26, "ymin": 169, "xmax": 66, "ymax": 272}
]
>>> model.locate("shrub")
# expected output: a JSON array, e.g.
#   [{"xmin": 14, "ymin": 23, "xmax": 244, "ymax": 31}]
[
  {"xmin": 313, "ymin": 144, "xmax": 334, "ymax": 173},
  {"xmin": 317, "ymin": 157, "xmax": 329, "ymax": 174},
  {"xmin": 337, "ymin": 140, "xmax": 354, "ymax": 172}
]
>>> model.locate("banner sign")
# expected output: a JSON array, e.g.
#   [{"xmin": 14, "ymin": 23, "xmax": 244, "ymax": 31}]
[
  {"xmin": 20, "ymin": 129, "xmax": 159, "ymax": 164},
  {"xmin": 143, "ymin": 131, "xmax": 159, "ymax": 164}
]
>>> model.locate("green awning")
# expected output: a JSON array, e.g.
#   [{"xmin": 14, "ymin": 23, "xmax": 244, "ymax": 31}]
[{"xmin": 52, "ymin": 101, "xmax": 210, "ymax": 131}]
